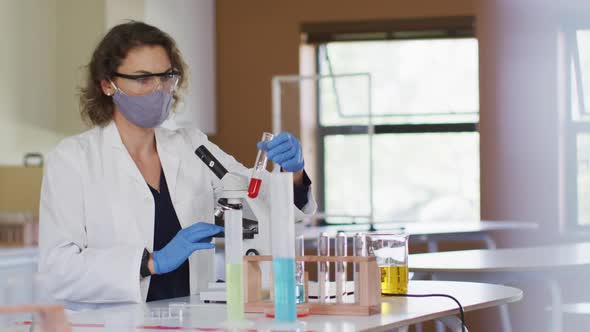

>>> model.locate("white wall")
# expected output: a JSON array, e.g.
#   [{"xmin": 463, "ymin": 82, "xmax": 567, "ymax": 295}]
[
  {"xmin": 104, "ymin": 0, "xmax": 144, "ymax": 29},
  {"xmin": 56, "ymin": 0, "xmax": 105, "ymax": 136},
  {"xmin": 145, "ymin": 0, "xmax": 217, "ymax": 133},
  {"xmin": 1, "ymin": 0, "xmax": 108, "ymax": 165},
  {"xmin": 1, "ymin": 0, "xmax": 217, "ymax": 165},
  {"xmin": 0, "ymin": 0, "xmax": 64, "ymax": 166}
]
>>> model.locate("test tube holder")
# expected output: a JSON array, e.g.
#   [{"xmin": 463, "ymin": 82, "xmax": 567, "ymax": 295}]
[{"xmin": 243, "ymin": 255, "xmax": 381, "ymax": 316}]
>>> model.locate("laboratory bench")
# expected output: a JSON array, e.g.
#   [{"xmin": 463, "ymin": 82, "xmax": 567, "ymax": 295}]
[
  {"xmin": 63, "ymin": 280, "xmax": 522, "ymax": 332},
  {"xmin": 298, "ymin": 220, "xmax": 538, "ymax": 252}
]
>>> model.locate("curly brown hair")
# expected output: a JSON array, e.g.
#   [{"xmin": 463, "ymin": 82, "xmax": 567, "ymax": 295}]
[{"xmin": 79, "ymin": 21, "xmax": 188, "ymax": 127}]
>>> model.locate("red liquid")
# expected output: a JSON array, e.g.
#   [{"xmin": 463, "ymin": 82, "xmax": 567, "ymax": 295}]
[
  {"xmin": 264, "ymin": 307, "xmax": 310, "ymax": 318},
  {"xmin": 247, "ymin": 177, "xmax": 262, "ymax": 198}
]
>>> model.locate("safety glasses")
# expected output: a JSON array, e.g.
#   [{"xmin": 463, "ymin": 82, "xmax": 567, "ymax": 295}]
[{"xmin": 111, "ymin": 70, "xmax": 180, "ymax": 95}]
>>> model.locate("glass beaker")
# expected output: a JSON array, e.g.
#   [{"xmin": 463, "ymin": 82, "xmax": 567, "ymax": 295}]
[{"xmin": 367, "ymin": 232, "xmax": 409, "ymax": 295}]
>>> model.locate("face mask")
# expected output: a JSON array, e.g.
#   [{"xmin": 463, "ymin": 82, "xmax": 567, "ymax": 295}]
[{"xmin": 111, "ymin": 82, "xmax": 173, "ymax": 128}]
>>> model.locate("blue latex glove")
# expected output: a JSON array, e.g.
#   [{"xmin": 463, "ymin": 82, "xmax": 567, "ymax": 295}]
[
  {"xmin": 257, "ymin": 132, "xmax": 304, "ymax": 172},
  {"xmin": 152, "ymin": 222, "xmax": 223, "ymax": 275}
]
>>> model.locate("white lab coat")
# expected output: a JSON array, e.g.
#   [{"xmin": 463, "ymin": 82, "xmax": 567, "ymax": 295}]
[{"xmin": 38, "ymin": 121, "xmax": 316, "ymax": 305}]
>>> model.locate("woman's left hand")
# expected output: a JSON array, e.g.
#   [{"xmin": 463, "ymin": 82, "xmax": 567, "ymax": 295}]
[{"xmin": 257, "ymin": 132, "xmax": 304, "ymax": 173}]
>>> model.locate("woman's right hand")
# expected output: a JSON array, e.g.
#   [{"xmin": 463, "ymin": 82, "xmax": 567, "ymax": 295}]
[{"xmin": 152, "ymin": 222, "xmax": 223, "ymax": 275}]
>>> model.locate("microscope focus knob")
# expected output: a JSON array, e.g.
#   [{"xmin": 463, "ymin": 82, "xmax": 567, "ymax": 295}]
[{"xmin": 245, "ymin": 249, "xmax": 260, "ymax": 256}]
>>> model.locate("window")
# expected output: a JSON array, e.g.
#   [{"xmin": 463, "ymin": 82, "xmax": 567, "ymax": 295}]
[
  {"xmin": 306, "ymin": 17, "xmax": 480, "ymax": 224},
  {"xmin": 566, "ymin": 28, "xmax": 590, "ymax": 228}
]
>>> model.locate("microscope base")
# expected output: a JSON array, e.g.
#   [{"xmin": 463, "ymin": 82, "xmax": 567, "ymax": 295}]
[{"xmin": 200, "ymin": 282, "xmax": 227, "ymax": 303}]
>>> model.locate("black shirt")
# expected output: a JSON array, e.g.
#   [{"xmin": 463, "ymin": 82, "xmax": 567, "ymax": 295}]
[
  {"xmin": 294, "ymin": 170, "xmax": 312, "ymax": 210},
  {"xmin": 146, "ymin": 170, "xmax": 190, "ymax": 302}
]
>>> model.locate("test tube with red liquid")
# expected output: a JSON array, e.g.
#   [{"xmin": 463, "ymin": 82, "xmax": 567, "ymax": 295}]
[{"xmin": 247, "ymin": 132, "xmax": 274, "ymax": 198}]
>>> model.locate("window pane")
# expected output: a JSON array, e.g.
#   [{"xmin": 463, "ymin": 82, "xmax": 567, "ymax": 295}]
[
  {"xmin": 323, "ymin": 133, "xmax": 480, "ymax": 223},
  {"xmin": 373, "ymin": 133, "xmax": 480, "ymax": 222},
  {"xmin": 324, "ymin": 135, "xmax": 371, "ymax": 219},
  {"xmin": 317, "ymin": 75, "xmax": 372, "ymax": 127},
  {"xmin": 577, "ymin": 133, "xmax": 590, "ymax": 225},
  {"xmin": 318, "ymin": 39, "xmax": 479, "ymax": 126}
]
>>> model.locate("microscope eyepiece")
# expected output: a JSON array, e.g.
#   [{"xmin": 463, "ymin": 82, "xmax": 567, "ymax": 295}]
[{"xmin": 195, "ymin": 145, "xmax": 228, "ymax": 179}]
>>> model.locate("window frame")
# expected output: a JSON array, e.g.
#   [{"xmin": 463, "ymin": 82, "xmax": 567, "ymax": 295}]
[
  {"xmin": 308, "ymin": 17, "xmax": 479, "ymax": 225},
  {"xmin": 563, "ymin": 24, "xmax": 590, "ymax": 232}
]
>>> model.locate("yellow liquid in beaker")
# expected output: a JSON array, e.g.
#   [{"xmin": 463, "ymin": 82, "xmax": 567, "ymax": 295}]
[{"xmin": 380, "ymin": 265, "xmax": 408, "ymax": 295}]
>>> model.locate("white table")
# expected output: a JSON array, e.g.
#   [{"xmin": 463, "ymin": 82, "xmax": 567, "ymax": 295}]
[
  {"xmin": 299, "ymin": 220, "xmax": 538, "ymax": 251},
  {"xmin": 409, "ymin": 242, "xmax": 590, "ymax": 332},
  {"xmin": 410, "ymin": 243, "xmax": 590, "ymax": 273},
  {"xmin": 64, "ymin": 280, "xmax": 522, "ymax": 332},
  {"xmin": 0, "ymin": 247, "xmax": 38, "ymax": 304}
]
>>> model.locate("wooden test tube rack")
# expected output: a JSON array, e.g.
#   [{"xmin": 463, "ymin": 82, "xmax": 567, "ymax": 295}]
[{"xmin": 243, "ymin": 255, "xmax": 381, "ymax": 316}]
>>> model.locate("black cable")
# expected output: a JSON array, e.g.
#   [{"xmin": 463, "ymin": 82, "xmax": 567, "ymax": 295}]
[{"xmin": 386, "ymin": 293, "xmax": 466, "ymax": 332}]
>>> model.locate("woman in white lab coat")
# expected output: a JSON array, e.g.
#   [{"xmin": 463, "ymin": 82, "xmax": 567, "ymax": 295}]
[{"xmin": 38, "ymin": 21, "xmax": 316, "ymax": 305}]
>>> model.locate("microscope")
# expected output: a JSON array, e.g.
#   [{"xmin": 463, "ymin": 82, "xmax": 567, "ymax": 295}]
[{"xmin": 194, "ymin": 145, "xmax": 272, "ymax": 302}]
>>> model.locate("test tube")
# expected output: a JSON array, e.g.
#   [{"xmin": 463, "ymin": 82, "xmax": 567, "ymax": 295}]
[
  {"xmin": 353, "ymin": 233, "xmax": 368, "ymax": 303},
  {"xmin": 224, "ymin": 200, "xmax": 244, "ymax": 321},
  {"xmin": 295, "ymin": 235, "xmax": 306, "ymax": 304},
  {"xmin": 335, "ymin": 232, "xmax": 347, "ymax": 303},
  {"xmin": 317, "ymin": 232, "xmax": 330, "ymax": 304},
  {"xmin": 270, "ymin": 172, "xmax": 297, "ymax": 322},
  {"xmin": 248, "ymin": 132, "xmax": 274, "ymax": 198}
]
